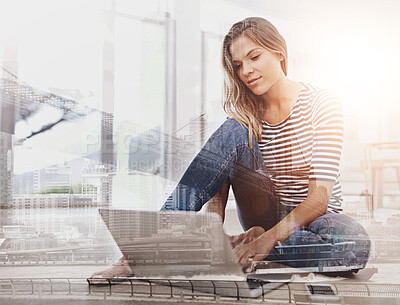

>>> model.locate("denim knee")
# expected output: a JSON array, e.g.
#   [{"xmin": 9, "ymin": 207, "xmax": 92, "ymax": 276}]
[
  {"xmin": 219, "ymin": 118, "xmax": 250, "ymax": 145},
  {"xmin": 308, "ymin": 213, "xmax": 369, "ymax": 238},
  {"xmin": 307, "ymin": 213, "xmax": 371, "ymax": 261},
  {"xmin": 220, "ymin": 118, "xmax": 265, "ymax": 163}
]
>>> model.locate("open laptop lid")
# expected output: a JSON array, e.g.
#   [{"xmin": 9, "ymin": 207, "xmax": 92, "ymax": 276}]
[{"xmin": 99, "ymin": 208, "xmax": 245, "ymax": 279}]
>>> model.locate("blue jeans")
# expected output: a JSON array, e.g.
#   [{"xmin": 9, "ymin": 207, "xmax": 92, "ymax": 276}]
[{"xmin": 161, "ymin": 118, "xmax": 370, "ymax": 270}]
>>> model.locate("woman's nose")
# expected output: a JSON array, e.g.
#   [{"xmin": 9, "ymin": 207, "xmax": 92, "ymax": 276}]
[{"xmin": 242, "ymin": 62, "xmax": 253, "ymax": 75}]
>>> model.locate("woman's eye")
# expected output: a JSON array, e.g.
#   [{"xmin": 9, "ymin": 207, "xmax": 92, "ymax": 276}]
[
  {"xmin": 235, "ymin": 64, "xmax": 241, "ymax": 69},
  {"xmin": 251, "ymin": 55, "xmax": 260, "ymax": 60}
]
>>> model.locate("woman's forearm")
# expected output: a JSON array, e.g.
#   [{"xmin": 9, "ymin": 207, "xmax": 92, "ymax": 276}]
[
  {"xmin": 271, "ymin": 199, "xmax": 327, "ymax": 243},
  {"xmin": 260, "ymin": 181, "xmax": 332, "ymax": 245},
  {"xmin": 232, "ymin": 181, "xmax": 334, "ymax": 268}
]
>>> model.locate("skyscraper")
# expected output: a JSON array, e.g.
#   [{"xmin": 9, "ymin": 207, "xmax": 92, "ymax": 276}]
[
  {"xmin": 0, "ymin": 131, "xmax": 13, "ymax": 225},
  {"xmin": 0, "ymin": 44, "xmax": 17, "ymax": 225}
]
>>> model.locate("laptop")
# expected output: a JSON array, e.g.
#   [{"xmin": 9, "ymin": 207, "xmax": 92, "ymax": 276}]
[{"xmin": 98, "ymin": 208, "xmax": 293, "ymax": 298}]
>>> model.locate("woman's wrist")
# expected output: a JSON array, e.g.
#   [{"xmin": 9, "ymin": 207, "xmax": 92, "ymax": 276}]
[
  {"xmin": 257, "ymin": 226, "xmax": 280, "ymax": 247},
  {"xmin": 268, "ymin": 221, "xmax": 299, "ymax": 246}
]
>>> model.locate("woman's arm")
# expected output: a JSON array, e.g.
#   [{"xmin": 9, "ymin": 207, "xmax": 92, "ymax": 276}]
[
  {"xmin": 234, "ymin": 180, "xmax": 334, "ymax": 269},
  {"xmin": 273, "ymin": 180, "xmax": 334, "ymax": 242},
  {"xmin": 234, "ymin": 179, "xmax": 334, "ymax": 270}
]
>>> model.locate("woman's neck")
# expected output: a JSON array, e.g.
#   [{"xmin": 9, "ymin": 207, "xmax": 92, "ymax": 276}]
[
  {"xmin": 260, "ymin": 76, "xmax": 303, "ymax": 124},
  {"xmin": 260, "ymin": 75, "xmax": 301, "ymax": 109}
]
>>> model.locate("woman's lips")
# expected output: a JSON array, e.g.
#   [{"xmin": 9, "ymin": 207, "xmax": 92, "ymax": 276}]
[{"xmin": 248, "ymin": 77, "xmax": 261, "ymax": 86}]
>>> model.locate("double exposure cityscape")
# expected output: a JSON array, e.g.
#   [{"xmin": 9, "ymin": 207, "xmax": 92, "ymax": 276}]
[{"xmin": 1, "ymin": 1, "xmax": 400, "ymax": 304}]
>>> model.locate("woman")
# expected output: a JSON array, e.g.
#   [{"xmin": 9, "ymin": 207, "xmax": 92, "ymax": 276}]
[{"xmin": 93, "ymin": 17, "xmax": 370, "ymax": 279}]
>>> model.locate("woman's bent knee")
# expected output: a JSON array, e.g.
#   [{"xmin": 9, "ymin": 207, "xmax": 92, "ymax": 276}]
[
  {"xmin": 219, "ymin": 118, "xmax": 252, "ymax": 146},
  {"xmin": 307, "ymin": 212, "xmax": 370, "ymax": 265},
  {"xmin": 308, "ymin": 213, "xmax": 369, "ymax": 239}
]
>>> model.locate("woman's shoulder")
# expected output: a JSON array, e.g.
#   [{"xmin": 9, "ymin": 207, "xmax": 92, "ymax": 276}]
[
  {"xmin": 301, "ymin": 82, "xmax": 338, "ymax": 99},
  {"xmin": 300, "ymin": 82, "xmax": 341, "ymax": 111}
]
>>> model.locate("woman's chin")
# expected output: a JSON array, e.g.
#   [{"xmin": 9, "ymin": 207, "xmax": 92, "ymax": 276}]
[{"xmin": 251, "ymin": 88, "xmax": 267, "ymax": 96}]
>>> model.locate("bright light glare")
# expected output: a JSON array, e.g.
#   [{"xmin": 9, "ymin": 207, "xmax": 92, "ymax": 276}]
[
  {"xmin": 0, "ymin": 0, "xmax": 104, "ymax": 107},
  {"xmin": 0, "ymin": 0, "xmax": 96, "ymax": 41},
  {"xmin": 337, "ymin": 40, "xmax": 387, "ymax": 101}
]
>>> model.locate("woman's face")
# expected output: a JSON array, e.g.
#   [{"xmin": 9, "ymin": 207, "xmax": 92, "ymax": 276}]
[{"xmin": 230, "ymin": 35, "xmax": 283, "ymax": 96}]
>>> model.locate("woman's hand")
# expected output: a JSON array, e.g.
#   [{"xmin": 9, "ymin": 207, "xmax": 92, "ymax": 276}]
[
  {"xmin": 233, "ymin": 230, "xmax": 277, "ymax": 273},
  {"xmin": 228, "ymin": 226, "xmax": 265, "ymax": 248}
]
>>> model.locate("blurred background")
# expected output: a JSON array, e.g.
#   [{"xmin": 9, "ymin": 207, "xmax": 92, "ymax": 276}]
[{"xmin": 0, "ymin": 0, "xmax": 400, "ymax": 283}]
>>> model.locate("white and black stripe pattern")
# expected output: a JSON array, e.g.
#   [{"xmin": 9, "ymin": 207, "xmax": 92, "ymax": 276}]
[{"xmin": 258, "ymin": 83, "xmax": 343, "ymax": 213}]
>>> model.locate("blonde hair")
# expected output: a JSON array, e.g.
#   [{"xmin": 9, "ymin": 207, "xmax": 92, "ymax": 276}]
[{"xmin": 222, "ymin": 17, "xmax": 288, "ymax": 148}]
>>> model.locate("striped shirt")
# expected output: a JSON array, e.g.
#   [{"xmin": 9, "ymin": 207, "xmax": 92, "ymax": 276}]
[{"xmin": 257, "ymin": 83, "xmax": 343, "ymax": 213}]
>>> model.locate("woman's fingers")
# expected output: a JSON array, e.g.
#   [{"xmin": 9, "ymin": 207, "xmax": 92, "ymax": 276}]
[
  {"xmin": 234, "ymin": 240, "xmax": 272, "ymax": 271},
  {"xmin": 248, "ymin": 226, "xmax": 265, "ymax": 237},
  {"xmin": 242, "ymin": 253, "xmax": 266, "ymax": 272},
  {"xmin": 234, "ymin": 244, "xmax": 255, "ymax": 268},
  {"xmin": 229, "ymin": 228, "xmax": 263, "ymax": 248},
  {"xmin": 228, "ymin": 232, "xmax": 247, "ymax": 248},
  {"xmin": 233, "ymin": 229, "xmax": 277, "ymax": 271},
  {"xmin": 242, "ymin": 236, "xmax": 256, "ymax": 244},
  {"xmin": 239, "ymin": 251, "xmax": 253, "ymax": 268},
  {"xmin": 228, "ymin": 235, "xmax": 239, "ymax": 248}
]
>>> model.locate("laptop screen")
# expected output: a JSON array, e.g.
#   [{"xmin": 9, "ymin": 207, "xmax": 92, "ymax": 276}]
[{"xmin": 99, "ymin": 208, "xmax": 245, "ymax": 279}]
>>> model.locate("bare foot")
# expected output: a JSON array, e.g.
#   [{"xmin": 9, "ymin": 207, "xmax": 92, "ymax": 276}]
[
  {"xmin": 228, "ymin": 226, "xmax": 265, "ymax": 249},
  {"xmin": 90, "ymin": 256, "xmax": 133, "ymax": 280}
]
